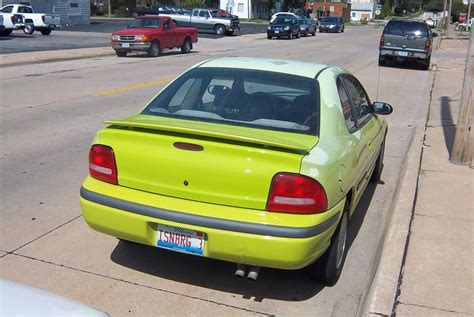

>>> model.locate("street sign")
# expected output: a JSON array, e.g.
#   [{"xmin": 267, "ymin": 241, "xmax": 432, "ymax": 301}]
[{"xmin": 375, "ymin": 9, "xmax": 381, "ymax": 15}]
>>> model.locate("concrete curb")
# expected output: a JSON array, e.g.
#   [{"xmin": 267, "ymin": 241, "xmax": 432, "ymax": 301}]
[
  {"xmin": 0, "ymin": 48, "xmax": 115, "ymax": 68},
  {"xmin": 357, "ymin": 64, "xmax": 437, "ymax": 316}
]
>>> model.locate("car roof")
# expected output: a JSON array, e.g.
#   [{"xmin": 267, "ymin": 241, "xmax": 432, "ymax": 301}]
[{"xmin": 198, "ymin": 57, "xmax": 329, "ymax": 79}]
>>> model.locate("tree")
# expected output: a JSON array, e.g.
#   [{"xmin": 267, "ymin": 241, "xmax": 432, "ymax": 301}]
[{"xmin": 381, "ymin": 0, "xmax": 392, "ymax": 18}]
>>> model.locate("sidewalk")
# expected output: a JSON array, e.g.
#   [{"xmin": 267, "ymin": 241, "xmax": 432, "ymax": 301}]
[
  {"xmin": 0, "ymin": 47, "xmax": 114, "ymax": 68},
  {"xmin": 394, "ymin": 36, "xmax": 473, "ymax": 316},
  {"xmin": 363, "ymin": 33, "xmax": 473, "ymax": 316}
]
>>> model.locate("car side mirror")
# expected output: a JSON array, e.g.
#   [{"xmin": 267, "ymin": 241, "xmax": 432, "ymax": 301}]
[
  {"xmin": 432, "ymin": 32, "xmax": 438, "ymax": 37},
  {"xmin": 373, "ymin": 102, "xmax": 393, "ymax": 115}
]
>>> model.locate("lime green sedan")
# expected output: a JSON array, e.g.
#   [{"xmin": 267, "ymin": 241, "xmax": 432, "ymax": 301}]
[{"xmin": 80, "ymin": 57, "xmax": 392, "ymax": 285}]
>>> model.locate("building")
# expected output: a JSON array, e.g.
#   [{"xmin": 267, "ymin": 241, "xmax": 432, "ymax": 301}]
[
  {"xmin": 312, "ymin": 0, "xmax": 351, "ymax": 20},
  {"xmin": 220, "ymin": 0, "xmax": 272, "ymax": 19},
  {"xmin": 350, "ymin": 2, "xmax": 374, "ymax": 21},
  {"xmin": 0, "ymin": 0, "xmax": 90, "ymax": 25}
]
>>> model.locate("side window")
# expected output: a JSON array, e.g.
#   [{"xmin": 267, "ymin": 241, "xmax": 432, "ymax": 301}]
[
  {"xmin": 199, "ymin": 10, "xmax": 207, "ymax": 17},
  {"xmin": 1, "ymin": 6, "xmax": 13, "ymax": 13},
  {"xmin": 342, "ymin": 76, "xmax": 372, "ymax": 127},
  {"xmin": 193, "ymin": 10, "xmax": 199, "ymax": 16},
  {"xmin": 163, "ymin": 19, "xmax": 170, "ymax": 29},
  {"xmin": 337, "ymin": 78, "xmax": 356, "ymax": 132}
]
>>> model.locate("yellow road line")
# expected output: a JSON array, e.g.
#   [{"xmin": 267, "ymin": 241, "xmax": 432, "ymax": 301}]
[{"xmin": 93, "ymin": 77, "xmax": 173, "ymax": 96}]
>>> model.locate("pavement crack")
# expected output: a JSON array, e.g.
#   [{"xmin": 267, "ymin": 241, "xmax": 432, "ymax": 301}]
[
  {"xmin": 398, "ymin": 301, "xmax": 469, "ymax": 315},
  {"xmin": 9, "ymin": 253, "xmax": 273, "ymax": 317},
  {"xmin": 9, "ymin": 215, "xmax": 83, "ymax": 254}
]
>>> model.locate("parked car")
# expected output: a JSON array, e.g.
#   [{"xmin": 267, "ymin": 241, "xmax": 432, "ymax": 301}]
[
  {"xmin": 80, "ymin": 57, "xmax": 392, "ymax": 285},
  {"xmin": 0, "ymin": 6, "xmax": 24, "ymax": 36},
  {"xmin": 270, "ymin": 12, "xmax": 306, "ymax": 22},
  {"xmin": 379, "ymin": 19, "xmax": 438, "ymax": 70},
  {"xmin": 144, "ymin": 7, "xmax": 240, "ymax": 36},
  {"xmin": 319, "ymin": 16, "xmax": 345, "ymax": 33},
  {"xmin": 267, "ymin": 15, "xmax": 301, "ymax": 39},
  {"xmin": 299, "ymin": 17, "xmax": 317, "ymax": 36},
  {"xmin": 136, "ymin": 5, "xmax": 190, "ymax": 16},
  {"xmin": 0, "ymin": 4, "xmax": 60, "ymax": 35},
  {"xmin": 111, "ymin": 16, "xmax": 198, "ymax": 57}
]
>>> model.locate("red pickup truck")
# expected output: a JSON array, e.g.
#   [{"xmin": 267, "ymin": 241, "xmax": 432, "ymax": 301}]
[{"xmin": 111, "ymin": 16, "xmax": 198, "ymax": 57}]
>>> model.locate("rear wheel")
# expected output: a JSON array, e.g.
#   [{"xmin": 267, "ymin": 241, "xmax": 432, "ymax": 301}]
[
  {"xmin": 312, "ymin": 29, "xmax": 316, "ymax": 36},
  {"xmin": 288, "ymin": 31, "xmax": 293, "ymax": 40},
  {"xmin": 341, "ymin": 26, "xmax": 345, "ymax": 32},
  {"xmin": 115, "ymin": 50, "xmax": 127, "ymax": 57},
  {"xmin": 309, "ymin": 209, "xmax": 349, "ymax": 285},
  {"xmin": 378, "ymin": 55, "xmax": 386, "ymax": 66},
  {"xmin": 421, "ymin": 56, "xmax": 431, "ymax": 70},
  {"xmin": 147, "ymin": 41, "xmax": 161, "ymax": 57},
  {"xmin": 267, "ymin": 34, "xmax": 272, "ymax": 39},
  {"xmin": 371, "ymin": 140, "xmax": 385, "ymax": 182},
  {"xmin": 181, "ymin": 38, "xmax": 192, "ymax": 54},
  {"xmin": 23, "ymin": 24, "xmax": 34, "ymax": 34},
  {"xmin": 40, "ymin": 29, "xmax": 51, "ymax": 35},
  {"xmin": 214, "ymin": 24, "xmax": 226, "ymax": 36}
]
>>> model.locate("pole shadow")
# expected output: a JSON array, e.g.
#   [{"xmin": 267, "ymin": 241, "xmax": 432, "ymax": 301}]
[{"xmin": 440, "ymin": 96, "xmax": 455, "ymax": 155}]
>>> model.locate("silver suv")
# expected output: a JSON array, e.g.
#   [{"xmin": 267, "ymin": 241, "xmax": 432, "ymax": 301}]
[{"xmin": 379, "ymin": 19, "xmax": 438, "ymax": 70}]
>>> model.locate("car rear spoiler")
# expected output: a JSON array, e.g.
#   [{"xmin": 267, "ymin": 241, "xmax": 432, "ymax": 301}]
[{"xmin": 104, "ymin": 119, "xmax": 315, "ymax": 153}]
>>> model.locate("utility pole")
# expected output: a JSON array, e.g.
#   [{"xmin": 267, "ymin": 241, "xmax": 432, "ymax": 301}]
[
  {"xmin": 108, "ymin": 0, "xmax": 111, "ymax": 18},
  {"xmin": 451, "ymin": 28, "xmax": 474, "ymax": 165},
  {"xmin": 446, "ymin": 0, "xmax": 452, "ymax": 37},
  {"xmin": 442, "ymin": 0, "xmax": 448, "ymax": 33},
  {"xmin": 468, "ymin": 0, "xmax": 472, "ymax": 24}
]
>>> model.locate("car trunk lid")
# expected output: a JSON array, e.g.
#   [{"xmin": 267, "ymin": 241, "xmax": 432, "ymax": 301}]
[{"xmin": 96, "ymin": 115, "xmax": 318, "ymax": 210}]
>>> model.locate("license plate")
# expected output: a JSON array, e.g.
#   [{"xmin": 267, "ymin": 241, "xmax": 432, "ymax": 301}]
[
  {"xmin": 398, "ymin": 51, "xmax": 408, "ymax": 56},
  {"xmin": 121, "ymin": 43, "xmax": 130, "ymax": 48},
  {"xmin": 275, "ymin": 30, "xmax": 279, "ymax": 34},
  {"xmin": 156, "ymin": 224, "xmax": 205, "ymax": 256}
]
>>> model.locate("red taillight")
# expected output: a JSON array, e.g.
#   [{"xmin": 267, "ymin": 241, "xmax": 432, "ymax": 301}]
[
  {"xmin": 89, "ymin": 145, "xmax": 118, "ymax": 185},
  {"xmin": 424, "ymin": 39, "xmax": 431, "ymax": 52},
  {"xmin": 266, "ymin": 173, "xmax": 327, "ymax": 214},
  {"xmin": 379, "ymin": 35, "xmax": 384, "ymax": 48}
]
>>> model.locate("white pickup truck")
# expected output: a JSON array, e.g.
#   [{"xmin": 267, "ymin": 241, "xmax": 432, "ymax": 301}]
[
  {"xmin": 0, "ymin": 4, "xmax": 60, "ymax": 35},
  {"xmin": 0, "ymin": 8, "xmax": 25, "ymax": 36}
]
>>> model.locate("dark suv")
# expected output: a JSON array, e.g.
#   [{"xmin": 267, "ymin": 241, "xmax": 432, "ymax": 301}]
[
  {"xmin": 379, "ymin": 19, "xmax": 438, "ymax": 70},
  {"xmin": 319, "ymin": 16, "xmax": 344, "ymax": 33}
]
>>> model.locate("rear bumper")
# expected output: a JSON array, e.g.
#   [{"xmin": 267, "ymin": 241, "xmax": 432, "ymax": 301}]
[
  {"xmin": 267, "ymin": 30, "xmax": 291, "ymax": 37},
  {"xmin": 379, "ymin": 48, "xmax": 429, "ymax": 60},
  {"xmin": 80, "ymin": 179, "xmax": 344, "ymax": 270},
  {"xmin": 112, "ymin": 41, "xmax": 151, "ymax": 51}
]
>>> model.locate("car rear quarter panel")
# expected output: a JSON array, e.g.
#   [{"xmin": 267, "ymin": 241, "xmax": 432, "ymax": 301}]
[{"xmin": 300, "ymin": 68, "xmax": 367, "ymax": 211}]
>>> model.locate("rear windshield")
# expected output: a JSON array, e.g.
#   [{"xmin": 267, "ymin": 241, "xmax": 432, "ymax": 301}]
[
  {"xmin": 273, "ymin": 16, "xmax": 295, "ymax": 24},
  {"xmin": 142, "ymin": 67, "xmax": 320, "ymax": 135},
  {"xmin": 130, "ymin": 18, "xmax": 161, "ymax": 28},
  {"xmin": 322, "ymin": 17, "xmax": 340, "ymax": 22},
  {"xmin": 384, "ymin": 21, "xmax": 428, "ymax": 37}
]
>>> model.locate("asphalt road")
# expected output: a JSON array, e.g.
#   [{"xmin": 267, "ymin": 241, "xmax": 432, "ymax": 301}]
[
  {"xmin": 0, "ymin": 27, "xmax": 434, "ymax": 316},
  {"xmin": 0, "ymin": 20, "xmax": 267, "ymax": 54}
]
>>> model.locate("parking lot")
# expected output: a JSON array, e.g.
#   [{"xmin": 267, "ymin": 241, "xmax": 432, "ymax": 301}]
[{"xmin": 0, "ymin": 24, "xmax": 436, "ymax": 316}]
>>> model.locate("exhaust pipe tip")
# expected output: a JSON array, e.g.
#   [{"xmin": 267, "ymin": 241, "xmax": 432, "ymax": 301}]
[
  {"xmin": 247, "ymin": 266, "xmax": 260, "ymax": 282},
  {"xmin": 234, "ymin": 264, "xmax": 246, "ymax": 279}
]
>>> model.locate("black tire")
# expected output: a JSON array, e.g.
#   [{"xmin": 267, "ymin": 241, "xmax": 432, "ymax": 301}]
[
  {"xmin": 341, "ymin": 26, "xmax": 345, "ymax": 33},
  {"xmin": 40, "ymin": 29, "xmax": 51, "ymax": 35},
  {"xmin": 225, "ymin": 30, "xmax": 234, "ymax": 36},
  {"xmin": 296, "ymin": 30, "xmax": 300, "ymax": 38},
  {"xmin": 23, "ymin": 24, "xmax": 34, "ymax": 34},
  {"xmin": 181, "ymin": 38, "xmax": 192, "ymax": 54},
  {"xmin": 267, "ymin": 34, "xmax": 272, "ymax": 39},
  {"xmin": 214, "ymin": 24, "xmax": 225, "ymax": 36},
  {"xmin": 0, "ymin": 30, "xmax": 12, "ymax": 36},
  {"xmin": 378, "ymin": 55, "xmax": 386, "ymax": 66},
  {"xmin": 147, "ymin": 41, "xmax": 161, "ymax": 57},
  {"xmin": 288, "ymin": 31, "xmax": 293, "ymax": 40},
  {"xmin": 422, "ymin": 56, "xmax": 431, "ymax": 70},
  {"xmin": 115, "ymin": 50, "xmax": 127, "ymax": 57},
  {"xmin": 309, "ymin": 209, "xmax": 349, "ymax": 285},
  {"xmin": 312, "ymin": 29, "xmax": 316, "ymax": 36},
  {"xmin": 371, "ymin": 140, "xmax": 385, "ymax": 182}
]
